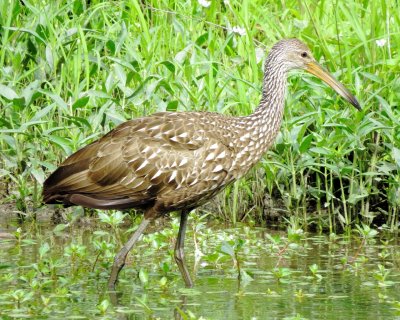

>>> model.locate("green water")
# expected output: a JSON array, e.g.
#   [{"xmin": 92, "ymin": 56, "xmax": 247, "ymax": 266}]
[{"xmin": 0, "ymin": 214, "xmax": 399, "ymax": 319}]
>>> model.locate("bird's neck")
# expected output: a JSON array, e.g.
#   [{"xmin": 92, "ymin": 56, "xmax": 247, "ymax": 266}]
[
  {"xmin": 228, "ymin": 63, "xmax": 288, "ymax": 177},
  {"xmin": 256, "ymin": 65, "xmax": 287, "ymax": 120},
  {"xmin": 241, "ymin": 64, "xmax": 287, "ymax": 160}
]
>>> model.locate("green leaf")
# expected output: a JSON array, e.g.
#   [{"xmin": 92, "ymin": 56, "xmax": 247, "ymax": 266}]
[
  {"xmin": 239, "ymin": 269, "xmax": 253, "ymax": 285},
  {"xmin": 98, "ymin": 212, "xmax": 110, "ymax": 224},
  {"xmin": 105, "ymin": 109, "xmax": 126, "ymax": 125},
  {"xmin": 195, "ymin": 32, "xmax": 208, "ymax": 46},
  {"xmin": 53, "ymin": 224, "xmax": 69, "ymax": 233},
  {"xmin": 40, "ymin": 90, "xmax": 68, "ymax": 113},
  {"xmin": 3, "ymin": 26, "xmax": 46, "ymax": 44},
  {"xmin": 347, "ymin": 192, "xmax": 369, "ymax": 205},
  {"xmin": 114, "ymin": 63, "xmax": 127, "ymax": 86},
  {"xmin": 0, "ymin": 84, "xmax": 18, "ymax": 100},
  {"xmin": 31, "ymin": 104, "xmax": 55, "ymax": 121},
  {"xmin": 39, "ymin": 242, "xmax": 50, "ymax": 259},
  {"xmin": 66, "ymin": 116, "xmax": 91, "ymax": 129},
  {"xmin": 392, "ymin": 147, "xmax": 400, "ymax": 168},
  {"xmin": 46, "ymin": 135, "xmax": 72, "ymax": 154},
  {"xmin": 106, "ymin": 40, "xmax": 116, "ymax": 55},
  {"xmin": 299, "ymin": 134, "xmax": 313, "ymax": 153},
  {"xmin": 72, "ymin": 96, "xmax": 89, "ymax": 110},
  {"xmin": 88, "ymin": 90, "xmax": 112, "ymax": 99},
  {"xmin": 31, "ymin": 167, "xmax": 45, "ymax": 184},
  {"xmin": 126, "ymin": 75, "xmax": 158, "ymax": 100},
  {"xmin": 22, "ymin": 80, "xmax": 41, "ymax": 106},
  {"xmin": 45, "ymin": 45, "xmax": 54, "ymax": 70},
  {"xmin": 220, "ymin": 241, "xmax": 234, "ymax": 257},
  {"xmin": 309, "ymin": 147, "xmax": 331, "ymax": 155},
  {"xmin": 167, "ymin": 100, "xmax": 178, "ymax": 111},
  {"xmin": 159, "ymin": 60, "xmax": 175, "ymax": 73},
  {"xmin": 159, "ymin": 276, "xmax": 167, "ymax": 287},
  {"xmin": 139, "ymin": 268, "xmax": 149, "ymax": 284}
]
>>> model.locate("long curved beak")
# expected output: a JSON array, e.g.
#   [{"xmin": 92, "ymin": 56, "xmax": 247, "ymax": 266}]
[{"xmin": 306, "ymin": 61, "xmax": 361, "ymax": 110}]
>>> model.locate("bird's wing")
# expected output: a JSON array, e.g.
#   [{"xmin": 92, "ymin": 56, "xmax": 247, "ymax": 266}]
[{"xmin": 43, "ymin": 112, "xmax": 234, "ymax": 209}]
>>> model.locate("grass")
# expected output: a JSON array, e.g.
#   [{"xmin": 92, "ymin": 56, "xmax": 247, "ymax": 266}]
[{"xmin": 0, "ymin": 0, "xmax": 399, "ymax": 231}]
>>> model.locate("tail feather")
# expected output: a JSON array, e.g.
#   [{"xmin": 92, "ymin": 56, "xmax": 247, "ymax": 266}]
[{"xmin": 43, "ymin": 161, "xmax": 91, "ymax": 204}]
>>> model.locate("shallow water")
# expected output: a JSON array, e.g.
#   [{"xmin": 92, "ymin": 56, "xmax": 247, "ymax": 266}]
[{"xmin": 0, "ymin": 212, "xmax": 399, "ymax": 319}]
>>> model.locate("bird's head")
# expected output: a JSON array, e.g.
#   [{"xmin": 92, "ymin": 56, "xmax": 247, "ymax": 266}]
[{"xmin": 268, "ymin": 38, "xmax": 361, "ymax": 110}]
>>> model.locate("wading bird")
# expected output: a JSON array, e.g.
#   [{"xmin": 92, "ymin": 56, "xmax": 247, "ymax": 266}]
[{"xmin": 43, "ymin": 39, "xmax": 360, "ymax": 290}]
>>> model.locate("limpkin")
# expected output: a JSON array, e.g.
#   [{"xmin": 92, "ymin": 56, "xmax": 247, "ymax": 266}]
[{"xmin": 43, "ymin": 39, "xmax": 360, "ymax": 289}]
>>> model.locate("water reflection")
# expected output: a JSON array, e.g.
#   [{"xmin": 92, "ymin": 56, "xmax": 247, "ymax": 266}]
[{"xmin": 0, "ymin": 214, "xmax": 399, "ymax": 319}]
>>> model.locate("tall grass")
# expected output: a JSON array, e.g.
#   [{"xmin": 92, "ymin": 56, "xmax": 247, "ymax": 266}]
[{"xmin": 0, "ymin": 0, "xmax": 399, "ymax": 231}]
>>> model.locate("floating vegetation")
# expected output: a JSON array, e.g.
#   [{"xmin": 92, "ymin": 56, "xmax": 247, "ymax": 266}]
[{"xmin": 0, "ymin": 214, "xmax": 399, "ymax": 318}]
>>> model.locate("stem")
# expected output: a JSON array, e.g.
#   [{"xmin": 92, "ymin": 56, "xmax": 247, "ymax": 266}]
[{"xmin": 338, "ymin": 175, "xmax": 349, "ymax": 227}]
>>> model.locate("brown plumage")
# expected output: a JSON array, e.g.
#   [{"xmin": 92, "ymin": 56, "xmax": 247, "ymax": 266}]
[{"xmin": 43, "ymin": 39, "xmax": 360, "ymax": 289}]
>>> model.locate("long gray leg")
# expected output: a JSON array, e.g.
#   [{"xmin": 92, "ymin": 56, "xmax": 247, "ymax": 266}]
[
  {"xmin": 108, "ymin": 217, "xmax": 151, "ymax": 290},
  {"xmin": 174, "ymin": 210, "xmax": 193, "ymax": 288}
]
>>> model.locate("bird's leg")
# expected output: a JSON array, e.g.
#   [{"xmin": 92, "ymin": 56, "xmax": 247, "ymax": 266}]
[
  {"xmin": 174, "ymin": 210, "xmax": 193, "ymax": 288},
  {"xmin": 108, "ymin": 217, "xmax": 151, "ymax": 290}
]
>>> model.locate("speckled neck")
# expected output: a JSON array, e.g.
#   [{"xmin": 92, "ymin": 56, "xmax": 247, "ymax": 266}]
[
  {"xmin": 225, "ymin": 54, "xmax": 289, "ymax": 179},
  {"xmin": 251, "ymin": 59, "xmax": 287, "ymax": 135}
]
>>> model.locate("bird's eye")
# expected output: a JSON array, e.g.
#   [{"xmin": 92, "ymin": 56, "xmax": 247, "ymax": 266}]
[{"xmin": 301, "ymin": 52, "xmax": 308, "ymax": 58}]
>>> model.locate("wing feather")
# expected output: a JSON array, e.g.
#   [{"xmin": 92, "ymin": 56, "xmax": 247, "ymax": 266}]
[{"xmin": 43, "ymin": 112, "xmax": 234, "ymax": 210}]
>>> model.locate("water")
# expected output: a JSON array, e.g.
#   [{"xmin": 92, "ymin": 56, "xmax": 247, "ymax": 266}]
[{"xmin": 0, "ymin": 212, "xmax": 399, "ymax": 319}]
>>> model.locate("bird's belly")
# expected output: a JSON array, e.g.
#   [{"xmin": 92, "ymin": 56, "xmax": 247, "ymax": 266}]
[{"xmin": 157, "ymin": 172, "xmax": 234, "ymax": 213}]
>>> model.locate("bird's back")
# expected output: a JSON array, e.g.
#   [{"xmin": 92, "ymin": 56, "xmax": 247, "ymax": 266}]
[{"xmin": 43, "ymin": 111, "xmax": 239, "ymax": 213}]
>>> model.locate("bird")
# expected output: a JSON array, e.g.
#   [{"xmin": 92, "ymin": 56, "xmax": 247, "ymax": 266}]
[{"xmin": 42, "ymin": 38, "xmax": 360, "ymax": 290}]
